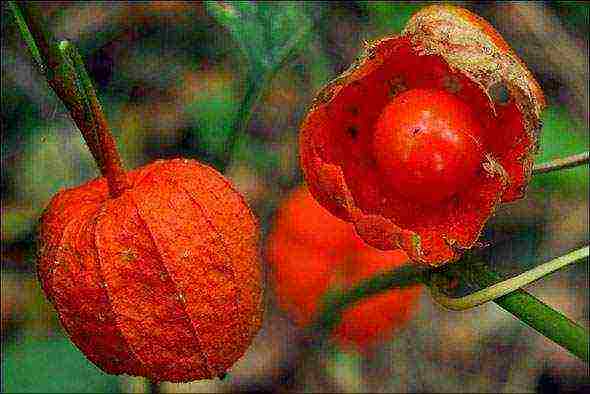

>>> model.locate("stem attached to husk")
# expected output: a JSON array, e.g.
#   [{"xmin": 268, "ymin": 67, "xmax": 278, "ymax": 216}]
[
  {"xmin": 8, "ymin": 0, "xmax": 130, "ymax": 197},
  {"xmin": 429, "ymin": 246, "xmax": 589, "ymax": 311},
  {"xmin": 312, "ymin": 250, "xmax": 588, "ymax": 362},
  {"xmin": 59, "ymin": 41, "xmax": 129, "ymax": 197}
]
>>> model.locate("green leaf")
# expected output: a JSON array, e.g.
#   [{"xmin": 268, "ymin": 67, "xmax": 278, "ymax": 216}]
[
  {"xmin": 2, "ymin": 331, "xmax": 120, "ymax": 393},
  {"xmin": 205, "ymin": 1, "xmax": 316, "ymax": 72}
]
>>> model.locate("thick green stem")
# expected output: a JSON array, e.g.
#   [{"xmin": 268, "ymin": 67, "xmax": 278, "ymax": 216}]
[
  {"xmin": 60, "ymin": 41, "xmax": 129, "ymax": 197},
  {"xmin": 468, "ymin": 263, "xmax": 589, "ymax": 362},
  {"xmin": 495, "ymin": 289, "xmax": 589, "ymax": 362}
]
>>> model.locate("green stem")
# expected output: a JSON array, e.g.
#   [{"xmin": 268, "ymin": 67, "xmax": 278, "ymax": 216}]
[
  {"xmin": 495, "ymin": 289, "xmax": 589, "ymax": 362},
  {"xmin": 7, "ymin": 1, "xmax": 44, "ymax": 68},
  {"xmin": 466, "ymin": 262, "xmax": 589, "ymax": 362},
  {"xmin": 429, "ymin": 246, "xmax": 589, "ymax": 310},
  {"xmin": 221, "ymin": 69, "xmax": 269, "ymax": 170},
  {"xmin": 311, "ymin": 264, "xmax": 425, "ymax": 342},
  {"xmin": 59, "ymin": 41, "xmax": 130, "ymax": 197},
  {"xmin": 220, "ymin": 11, "xmax": 320, "ymax": 171},
  {"xmin": 9, "ymin": 0, "xmax": 61, "ymax": 70},
  {"xmin": 533, "ymin": 151, "xmax": 590, "ymax": 175},
  {"xmin": 9, "ymin": 0, "xmax": 100, "ymax": 160}
]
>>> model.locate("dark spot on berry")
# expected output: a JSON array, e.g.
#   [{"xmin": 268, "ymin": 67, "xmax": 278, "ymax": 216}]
[
  {"xmin": 412, "ymin": 127, "xmax": 421, "ymax": 135},
  {"xmin": 387, "ymin": 77, "xmax": 407, "ymax": 98},
  {"xmin": 347, "ymin": 126, "xmax": 358, "ymax": 139}
]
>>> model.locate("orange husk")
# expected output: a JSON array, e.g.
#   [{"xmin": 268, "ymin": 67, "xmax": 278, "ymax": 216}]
[
  {"xmin": 299, "ymin": 5, "xmax": 546, "ymax": 266},
  {"xmin": 38, "ymin": 158, "xmax": 263, "ymax": 382}
]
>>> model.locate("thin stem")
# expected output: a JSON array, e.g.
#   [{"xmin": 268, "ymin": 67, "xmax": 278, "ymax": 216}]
[
  {"xmin": 311, "ymin": 250, "xmax": 588, "ymax": 362},
  {"xmin": 221, "ymin": 70, "xmax": 269, "ymax": 170},
  {"xmin": 11, "ymin": 0, "xmax": 61, "ymax": 70},
  {"xmin": 220, "ymin": 11, "xmax": 321, "ymax": 171},
  {"xmin": 7, "ymin": 1, "xmax": 43, "ymax": 68},
  {"xmin": 429, "ymin": 245, "xmax": 589, "ymax": 310},
  {"xmin": 9, "ymin": 1, "xmax": 129, "ymax": 197},
  {"xmin": 8, "ymin": 1, "xmax": 101, "ymax": 160},
  {"xmin": 533, "ymin": 151, "xmax": 590, "ymax": 175}
]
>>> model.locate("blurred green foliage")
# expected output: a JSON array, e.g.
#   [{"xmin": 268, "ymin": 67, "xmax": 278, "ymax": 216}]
[
  {"xmin": 1, "ymin": 2, "xmax": 588, "ymax": 392},
  {"xmin": 205, "ymin": 1, "xmax": 315, "ymax": 72},
  {"xmin": 2, "ymin": 122, "xmax": 97, "ymax": 242},
  {"xmin": 185, "ymin": 77, "xmax": 238, "ymax": 163},
  {"xmin": 360, "ymin": 1, "xmax": 424, "ymax": 34},
  {"xmin": 554, "ymin": 1, "xmax": 590, "ymax": 31},
  {"xmin": 2, "ymin": 331, "xmax": 120, "ymax": 393},
  {"xmin": 532, "ymin": 106, "xmax": 590, "ymax": 195}
]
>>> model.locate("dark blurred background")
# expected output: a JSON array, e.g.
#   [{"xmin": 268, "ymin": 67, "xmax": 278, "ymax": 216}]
[{"xmin": 1, "ymin": 1, "xmax": 588, "ymax": 393}]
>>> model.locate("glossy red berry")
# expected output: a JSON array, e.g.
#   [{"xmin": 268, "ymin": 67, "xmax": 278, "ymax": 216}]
[
  {"xmin": 38, "ymin": 158, "xmax": 263, "ymax": 382},
  {"xmin": 373, "ymin": 88, "xmax": 485, "ymax": 204}
]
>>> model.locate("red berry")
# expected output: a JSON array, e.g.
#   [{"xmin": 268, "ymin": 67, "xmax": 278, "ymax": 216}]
[
  {"xmin": 373, "ymin": 88, "xmax": 484, "ymax": 205},
  {"xmin": 38, "ymin": 158, "xmax": 263, "ymax": 382}
]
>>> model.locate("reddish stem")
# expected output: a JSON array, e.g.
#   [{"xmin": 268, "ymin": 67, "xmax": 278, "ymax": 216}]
[
  {"xmin": 17, "ymin": 1, "xmax": 129, "ymax": 198},
  {"xmin": 89, "ymin": 98, "xmax": 130, "ymax": 198},
  {"xmin": 46, "ymin": 72, "xmax": 129, "ymax": 197}
]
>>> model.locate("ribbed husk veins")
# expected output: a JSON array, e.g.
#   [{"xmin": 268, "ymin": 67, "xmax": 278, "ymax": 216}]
[
  {"xmin": 299, "ymin": 5, "xmax": 546, "ymax": 266},
  {"xmin": 37, "ymin": 158, "xmax": 264, "ymax": 382}
]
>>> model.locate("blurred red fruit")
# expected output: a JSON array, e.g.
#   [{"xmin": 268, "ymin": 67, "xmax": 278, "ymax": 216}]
[{"xmin": 266, "ymin": 186, "xmax": 421, "ymax": 351}]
